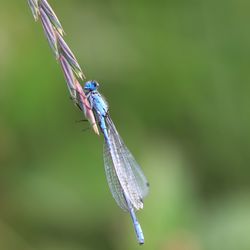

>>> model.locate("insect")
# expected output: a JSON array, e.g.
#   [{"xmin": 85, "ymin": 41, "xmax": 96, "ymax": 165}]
[
  {"xmin": 83, "ymin": 80, "xmax": 149, "ymax": 244},
  {"xmin": 27, "ymin": 0, "xmax": 149, "ymax": 243}
]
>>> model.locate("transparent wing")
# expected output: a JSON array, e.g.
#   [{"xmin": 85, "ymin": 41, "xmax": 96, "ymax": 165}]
[
  {"xmin": 105, "ymin": 115, "xmax": 149, "ymax": 210},
  {"xmin": 119, "ymin": 141, "xmax": 149, "ymax": 198},
  {"xmin": 103, "ymin": 142, "xmax": 129, "ymax": 211}
]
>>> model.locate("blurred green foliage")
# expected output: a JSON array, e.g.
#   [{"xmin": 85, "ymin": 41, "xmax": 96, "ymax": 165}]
[{"xmin": 1, "ymin": 0, "xmax": 250, "ymax": 249}]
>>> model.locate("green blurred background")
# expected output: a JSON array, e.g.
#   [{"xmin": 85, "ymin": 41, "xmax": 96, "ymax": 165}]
[{"xmin": 1, "ymin": 0, "xmax": 250, "ymax": 249}]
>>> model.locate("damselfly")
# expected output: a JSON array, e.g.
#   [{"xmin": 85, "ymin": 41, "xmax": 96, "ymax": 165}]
[
  {"xmin": 27, "ymin": 0, "xmax": 149, "ymax": 244},
  {"xmin": 84, "ymin": 80, "xmax": 149, "ymax": 244}
]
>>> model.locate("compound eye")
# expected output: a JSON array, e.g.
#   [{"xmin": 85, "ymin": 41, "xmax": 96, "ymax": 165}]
[{"xmin": 92, "ymin": 81, "xmax": 99, "ymax": 88}]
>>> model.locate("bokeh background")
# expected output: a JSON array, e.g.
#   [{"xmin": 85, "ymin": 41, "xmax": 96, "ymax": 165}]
[{"xmin": 1, "ymin": 0, "xmax": 250, "ymax": 249}]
